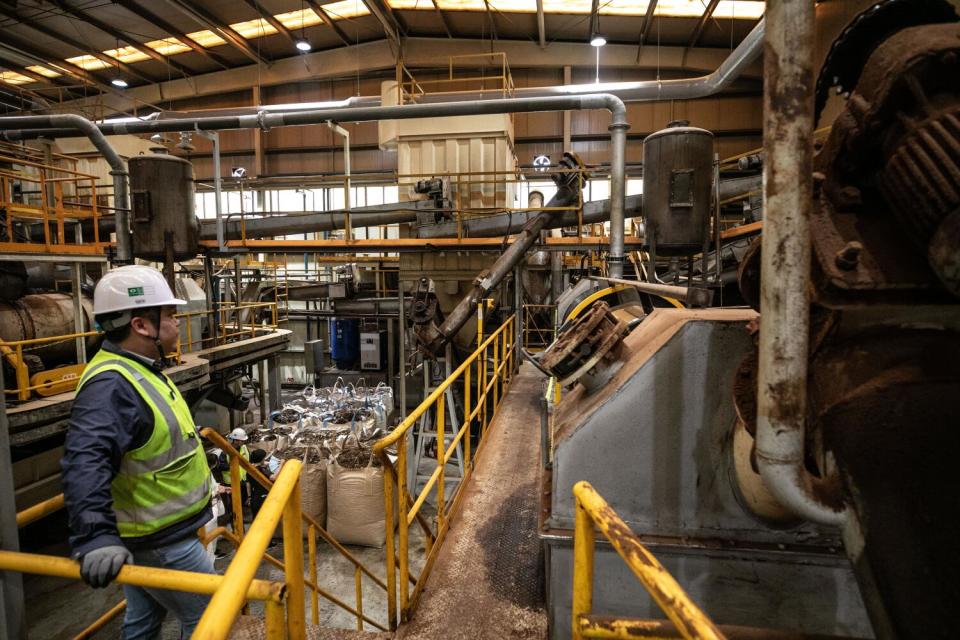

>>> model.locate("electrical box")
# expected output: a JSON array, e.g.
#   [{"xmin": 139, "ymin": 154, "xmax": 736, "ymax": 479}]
[
  {"xmin": 304, "ymin": 339, "xmax": 326, "ymax": 376},
  {"xmin": 359, "ymin": 331, "xmax": 387, "ymax": 371}
]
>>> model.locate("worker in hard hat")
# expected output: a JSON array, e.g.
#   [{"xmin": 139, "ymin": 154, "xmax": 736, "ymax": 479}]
[
  {"xmin": 225, "ymin": 427, "xmax": 251, "ymax": 513},
  {"xmin": 61, "ymin": 265, "xmax": 215, "ymax": 639}
]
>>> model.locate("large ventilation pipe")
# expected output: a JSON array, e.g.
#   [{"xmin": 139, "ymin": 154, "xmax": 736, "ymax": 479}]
[
  {"xmin": 0, "ymin": 114, "xmax": 131, "ymax": 263},
  {"xmin": 418, "ymin": 182, "xmax": 582, "ymax": 355},
  {"xmin": 58, "ymin": 18, "xmax": 763, "ymax": 123},
  {"xmin": 755, "ymin": 0, "xmax": 847, "ymax": 527},
  {"xmin": 1, "ymin": 93, "xmax": 629, "ymax": 277}
]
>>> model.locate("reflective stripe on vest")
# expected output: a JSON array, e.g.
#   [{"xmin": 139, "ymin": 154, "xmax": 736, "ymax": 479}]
[
  {"xmin": 80, "ymin": 359, "xmax": 198, "ymax": 475},
  {"xmin": 113, "ymin": 475, "xmax": 211, "ymax": 524}
]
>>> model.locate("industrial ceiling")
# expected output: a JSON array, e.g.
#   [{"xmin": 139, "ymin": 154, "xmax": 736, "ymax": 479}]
[{"xmin": 0, "ymin": 0, "xmax": 765, "ymax": 114}]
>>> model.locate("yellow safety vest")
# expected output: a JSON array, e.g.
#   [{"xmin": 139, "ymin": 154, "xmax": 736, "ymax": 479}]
[{"xmin": 77, "ymin": 350, "xmax": 210, "ymax": 538}]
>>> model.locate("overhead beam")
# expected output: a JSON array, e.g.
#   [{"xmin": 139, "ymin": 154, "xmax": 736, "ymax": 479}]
[
  {"xmin": 303, "ymin": 0, "xmax": 351, "ymax": 47},
  {"xmin": 163, "ymin": 0, "xmax": 271, "ymax": 66},
  {"xmin": 432, "ymin": 0, "xmax": 454, "ymax": 39},
  {"xmin": 239, "ymin": 0, "xmax": 298, "ymax": 47},
  {"xmin": 687, "ymin": 0, "xmax": 721, "ymax": 48},
  {"xmin": 113, "ymin": 0, "xmax": 233, "ymax": 70},
  {"xmin": 0, "ymin": 34, "xmax": 115, "ymax": 93},
  {"xmin": 536, "ymin": 0, "xmax": 545, "ymax": 48},
  {"xmin": 54, "ymin": 37, "xmax": 762, "ymax": 116},
  {"xmin": 638, "ymin": 0, "xmax": 658, "ymax": 48},
  {"xmin": 0, "ymin": 58, "xmax": 84, "ymax": 101},
  {"xmin": 0, "ymin": 5, "xmax": 157, "ymax": 84},
  {"xmin": 363, "ymin": 0, "xmax": 403, "ymax": 47},
  {"xmin": 47, "ymin": 0, "xmax": 195, "ymax": 78}
]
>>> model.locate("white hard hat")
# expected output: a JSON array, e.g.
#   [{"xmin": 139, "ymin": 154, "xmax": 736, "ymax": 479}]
[
  {"xmin": 94, "ymin": 265, "xmax": 186, "ymax": 316},
  {"xmin": 228, "ymin": 428, "xmax": 249, "ymax": 442}
]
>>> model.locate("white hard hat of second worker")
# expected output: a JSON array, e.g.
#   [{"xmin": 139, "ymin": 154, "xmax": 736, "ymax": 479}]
[
  {"xmin": 94, "ymin": 265, "xmax": 186, "ymax": 317},
  {"xmin": 228, "ymin": 428, "xmax": 249, "ymax": 442}
]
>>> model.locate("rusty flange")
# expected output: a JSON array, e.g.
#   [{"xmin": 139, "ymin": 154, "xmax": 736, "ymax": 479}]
[{"xmin": 540, "ymin": 301, "xmax": 629, "ymax": 391}]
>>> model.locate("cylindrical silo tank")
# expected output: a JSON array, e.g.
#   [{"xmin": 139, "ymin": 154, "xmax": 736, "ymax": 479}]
[
  {"xmin": 642, "ymin": 121, "xmax": 714, "ymax": 256},
  {"xmin": 128, "ymin": 153, "xmax": 200, "ymax": 261},
  {"xmin": 0, "ymin": 293, "xmax": 97, "ymax": 365}
]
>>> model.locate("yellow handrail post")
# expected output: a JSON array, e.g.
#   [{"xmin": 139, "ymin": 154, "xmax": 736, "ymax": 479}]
[
  {"xmin": 282, "ymin": 477, "xmax": 306, "ymax": 640},
  {"xmin": 572, "ymin": 487, "xmax": 595, "ymax": 640},
  {"xmin": 397, "ymin": 435, "xmax": 410, "ymax": 621},
  {"xmin": 193, "ymin": 460, "xmax": 301, "ymax": 639},
  {"xmin": 382, "ymin": 455, "xmax": 398, "ymax": 630},
  {"xmin": 354, "ymin": 566, "xmax": 364, "ymax": 631},
  {"xmin": 493, "ymin": 336, "xmax": 500, "ymax": 411},
  {"xmin": 308, "ymin": 525, "xmax": 319, "ymax": 626},
  {"xmin": 572, "ymin": 481, "xmax": 726, "ymax": 640},
  {"xmin": 230, "ymin": 456, "xmax": 245, "ymax": 542},
  {"xmin": 264, "ymin": 599, "xmax": 286, "ymax": 640},
  {"xmin": 463, "ymin": 363, "xmax": 472, "ymax": 469},
  {"xmin": 436, "ymin": 392, "xmax": 446, "ymax": 528}
]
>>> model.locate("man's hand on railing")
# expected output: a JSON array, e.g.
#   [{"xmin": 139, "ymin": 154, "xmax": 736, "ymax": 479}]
[{"xmin": 80, "ymin": 545, "xmax": 133, "ymax": 588}]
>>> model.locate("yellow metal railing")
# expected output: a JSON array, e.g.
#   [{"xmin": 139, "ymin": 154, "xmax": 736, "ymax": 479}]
[
  {"xmin": 175, "ymin": 301, "xmax": 279, "ymax": 354},
  {"xmin": 196, "ymin": 459, "xmax": 305, "ymax": 639},
  {"xmin": 373, "ymin": 312, "xmax": 518, "ymax": 628},
  {"xmin": 1, "ymin": 331, "xmax": 98, "ymax": 401},
  {"xmin": 572, "ymin": 481, "xmax": 725, "ymax": 640},
  {"xmin": 0, "ymin": 152, "xmax": 108, "ymax": 255},
  {"xmin": 203, "ymin": 428, "xmax": 390, "ymax": 632},
  {"xmin": 0, "ymin": 548, "xmax": 288, "ymax": 639},
  {"xmin": 2, "ymin": 301, "xmax": 281, "ymax": 401}
]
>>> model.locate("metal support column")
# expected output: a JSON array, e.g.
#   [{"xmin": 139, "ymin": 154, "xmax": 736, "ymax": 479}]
[
  {"xmin": 266, "ymin": 354, "xmax": 281, "ymax": 411},
  {"xmin": 0, "ymin": 366, "xmax": 26, "ymax": 640},
  {"xmin": 515, "ymin": 266, "xmax": 523, "ymax": 357},
  {"xmin": 72, "ymin": 263, "xmax": 86, "ymax": 364},
  {"xmin": 257, "ymin": 360, "xmax": 268, "ymax": 425}
]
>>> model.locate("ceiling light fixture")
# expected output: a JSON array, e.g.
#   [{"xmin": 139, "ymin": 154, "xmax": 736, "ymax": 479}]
[
  {"xmin": 296, "ymin": 0, "xmax": 310, "ymax": 52},
  {"xmin": 111, "ymin": 78, "xmax": 128, "ymax": 88},
  {"xmin": 590, "ymin": 34, "xmax": 607, "ymax": 47}
]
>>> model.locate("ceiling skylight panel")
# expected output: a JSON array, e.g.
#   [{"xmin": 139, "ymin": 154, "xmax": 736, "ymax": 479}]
[
  {"xmin": 102, "ymin": 45, "xmax": 151, "ymax": 64},
  {"xmin": 25, "ymin": 65, "xmax": 61, "ymax": 78},
  {"xmin": 230, "ymin": 18, "xmax": 279, "ymax": 38},
  {"xmin": 186, "ymin": 30, "xmax": 228, "ymax": 47},
  {"xmin": 322, "ymin": 0, "xmax": 372, "ymax": 19},
  {"xmin": 145, "ymin": 38, "xmax": 193, "ymax": 56},
  {"xmin": 65, "ymin": 55, "xmax": 112, "ymax": 71},
  {"xmin": 275, "ymin": 8, "xmax": 325, "ymax": 29}
]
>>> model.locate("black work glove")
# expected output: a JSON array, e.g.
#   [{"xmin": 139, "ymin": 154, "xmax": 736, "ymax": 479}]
[{"xmin": 80, "ymin": 545, "xmax": 133, "ymax": 588}]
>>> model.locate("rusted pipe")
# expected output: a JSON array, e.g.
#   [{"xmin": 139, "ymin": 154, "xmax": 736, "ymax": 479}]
[{"xmin": 755, "ymin": 0, "xmax": 847, "ymax": 527}]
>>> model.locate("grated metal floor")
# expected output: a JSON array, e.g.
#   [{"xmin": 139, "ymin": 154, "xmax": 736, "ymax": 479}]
[{"xmin": 395, "ymin": 363, "xmax": 548, "ymax": 640}]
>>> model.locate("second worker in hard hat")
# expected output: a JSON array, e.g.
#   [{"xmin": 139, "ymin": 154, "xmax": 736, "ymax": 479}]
[{"xmin": 61, "ymin": 265, "xmax": 215, "ymax": 639}]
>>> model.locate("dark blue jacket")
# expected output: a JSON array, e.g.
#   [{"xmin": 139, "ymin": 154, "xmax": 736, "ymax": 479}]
[{"xmin": 61, "ymin": 341, "xmax": 212, "ymax": 558}]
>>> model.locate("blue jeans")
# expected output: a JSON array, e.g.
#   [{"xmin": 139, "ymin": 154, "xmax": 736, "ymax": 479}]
[{"xmin": 121, "ymin": 536, "xmax": 215, "ymax": 640}]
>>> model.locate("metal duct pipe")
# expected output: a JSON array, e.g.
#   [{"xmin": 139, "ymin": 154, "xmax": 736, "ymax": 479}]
[
  {"xmin": 198, "ymin": 203, "xmax": 424, "ymax": 240},
  {"xmin": 1, "ymin": 93, "xmax": 629, "ymax": 278},
  {"xmin": 423, "ymin": 185, "xmax": 580, "ymax": 354},
  {"xmin": 416, "ymin": 173, "xmax": 758, "ymax": 239},
  {"xmin": 0, "ymin": 114, "xmax": 131, "ymax": 263},
  {"xmin": 420, "ymin": 195, "xmax": 642, "ymax": 238},
  {"xmin": 755, "ymin": 0, "xmax": 847, "ymax": 527},
  {"xmin": 60, "ymin": 17, "xmax": 764, "ymax": 125}
]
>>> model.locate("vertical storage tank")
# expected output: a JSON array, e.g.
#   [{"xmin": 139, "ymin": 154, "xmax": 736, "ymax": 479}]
[
  {"xmin": 642, "ymin": 121, "xmax": 715, "ymax": 257},
  {"xmin": 128, "ymin": 153, "xmax": 200, "ymax": 261}
]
